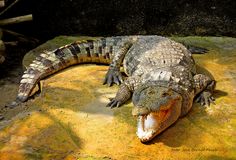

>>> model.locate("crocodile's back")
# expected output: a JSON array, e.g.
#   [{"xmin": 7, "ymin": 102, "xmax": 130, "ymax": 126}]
[{"xmin": 123, "ymin": 36, "xmax": 196, "ymax": 77}]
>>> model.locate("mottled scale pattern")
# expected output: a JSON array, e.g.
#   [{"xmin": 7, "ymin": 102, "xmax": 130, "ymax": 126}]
[
  {"xmin": 16, "ymin": 35, "xmax": 197, "ymax": 104},
  {"xmin": 123, "ymin": 36, "xmax": 195, "ymax": 76},
  {"xmin": 16, "ymin": 36, "xmax": 135, "ymax": 102},
  {"xmin": 123, "ymin": 36, "xmax": 196, "ymax": 93}
]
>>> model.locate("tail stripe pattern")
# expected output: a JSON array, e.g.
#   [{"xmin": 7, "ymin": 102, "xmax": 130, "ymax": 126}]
[
  {"xmin": 71, "ymin": 42, "xmax": 81, "ymax": 54},
  {"xmin": 87, "ymin": 40, "xmax": 94, "ymax": 55},
  {"xmin": 101, "ymin": 38, "xmax": 106, "ymax": 56},
  {"xmin": 87, "ymin": 40, "xmax": 95, "ymax": 53},
  {"xmin": 15, "ymin": 37, "xmax": 134, "ymax": 102},
  {"xmin": 54, "ymin": 48, "xmax": 67, "ymax": 64},
  {"xmin": 93, "ymin": 40, "xmax": 99, "ymax": 57},
  {"xmin": 66, "ymin": 44, "xmax": 79, "ymax": 63},
  {"xmin": 85, "ymin": 46, "xmax": 91, "ymax": 57}
]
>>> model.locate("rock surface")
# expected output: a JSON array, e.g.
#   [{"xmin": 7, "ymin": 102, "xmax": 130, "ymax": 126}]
[{"xmin": 0, "ymin": 36, "xmax": 235, "ymax": 160}]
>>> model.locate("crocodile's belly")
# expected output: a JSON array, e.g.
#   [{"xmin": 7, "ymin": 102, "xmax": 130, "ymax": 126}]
[{"xmin": 123, "ymin": 36, "xmax": 196, "ymax": 76}]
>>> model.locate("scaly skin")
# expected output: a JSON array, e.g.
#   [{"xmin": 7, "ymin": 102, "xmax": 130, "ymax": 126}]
[
  {"xmin": 11, "ymin": 36, "xmax": 137, "ymax": 104},
  {"xmin": 9, "ymin": 35, "xmax": 215, "ymax": 142}
]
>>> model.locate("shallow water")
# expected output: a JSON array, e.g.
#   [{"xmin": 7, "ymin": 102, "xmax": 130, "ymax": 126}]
[{"xmin": 0, "ymin": 36, "xmax": 235, "ymax": 160}]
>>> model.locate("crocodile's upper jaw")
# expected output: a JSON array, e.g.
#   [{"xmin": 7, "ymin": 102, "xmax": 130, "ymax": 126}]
[{"xmin": 136, "ymin": 109, "xmax": 171, "ymax": 142}]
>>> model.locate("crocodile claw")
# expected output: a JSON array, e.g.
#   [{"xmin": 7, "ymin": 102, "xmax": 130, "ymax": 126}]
[
  {"xmin": 5, "ymin": 99, "xmax": 22, "ymax": 109},
  {"xmin": 0, "ymin": 114, "xmax": 4, "ymax": 121},
  {"xmin": 103, "ymin": 68, "xmax": 123, "ymax": 86},
  {"xmin": 188, "ymin": 46, "xmax": 209, "ymax": 54},
  {"xmin": 106, "ymin": 98, "xmax": 122, "ymax": 108},
  {"xmin": 196, "ymin": 91, "xmax": 215, "ymax": 106}
]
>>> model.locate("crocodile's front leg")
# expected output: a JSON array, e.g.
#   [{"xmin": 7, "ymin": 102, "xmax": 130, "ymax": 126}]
[
  {"xmin": 194, "ymin": 74, "xmax": 216, "ymax": 106},
  {"xmin": 106, "ymin": 84, "xmax": 131, "ymax": 108},
  {"xmin": 103, "ymin": 42, "xmax": 133, "ymax": 86},
  {"xmin": 106, "ymin": 76, "xmax": 140, "ymax": 108}
]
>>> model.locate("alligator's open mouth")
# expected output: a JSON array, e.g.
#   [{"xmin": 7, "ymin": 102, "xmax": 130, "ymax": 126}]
[{"xmin": 135, "ymin": 109, "xmax": 171, "ymax": 142}]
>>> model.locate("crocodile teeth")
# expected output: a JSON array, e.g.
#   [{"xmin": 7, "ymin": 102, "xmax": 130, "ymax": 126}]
[{"xmin": 136, "ymin": 113, "xmax": 160, "ymax": 142}]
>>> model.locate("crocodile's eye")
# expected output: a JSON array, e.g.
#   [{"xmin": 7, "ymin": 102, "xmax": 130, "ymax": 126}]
[{"xmin": 162, "ymin": 92, "xmax": 170, "ymax": 97}]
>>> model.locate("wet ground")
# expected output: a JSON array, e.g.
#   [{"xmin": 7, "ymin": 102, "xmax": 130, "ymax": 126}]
[{"xmin": 0, "ymin": 36, "xmax": 235, "ymax": 160}]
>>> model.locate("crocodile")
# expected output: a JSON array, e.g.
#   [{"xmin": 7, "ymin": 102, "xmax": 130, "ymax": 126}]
[{"xmin": 9, "ymin": 35, "xmax": 215, "ymax": 142}]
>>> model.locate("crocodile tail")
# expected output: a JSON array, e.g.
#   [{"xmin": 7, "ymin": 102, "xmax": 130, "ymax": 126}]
[{"xmin": 16, "ymin": 36, "xmax": 136, "ymax": 103}]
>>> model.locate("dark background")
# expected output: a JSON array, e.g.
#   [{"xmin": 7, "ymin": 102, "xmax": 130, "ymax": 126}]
[{"xmin": 1, "ymin": 0, "xmax": 236, "ymax": 40}]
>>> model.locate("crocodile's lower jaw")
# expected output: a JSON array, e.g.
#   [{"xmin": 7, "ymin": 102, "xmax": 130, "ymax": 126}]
[{"xmin": 136, "ymin": 109, "xmax": 170, "ymax": 142}]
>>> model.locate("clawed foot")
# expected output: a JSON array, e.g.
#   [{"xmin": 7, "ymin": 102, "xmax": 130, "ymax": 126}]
[
  {"xmin": 196, "ymin": 91, "xmax": 215, "ymax": 106},
  {"xmin": 188, "ymin": 46, "xmax": 209, "ymax": 54},
  {"xmin": 103, "ymin": 67, "xmax": 123, "ymax": 86},
  {"xmin": 5, "ymin": 100, "xmax": 21, "ymax": 109},
  {"xmin": 106, "ymin": 98, "xmax": 123, "ymax": 108},
  {"xmin": 5, "ymin": 97, "xmax": 23, "ymax": 109},
  {"xmin": 0, "ymin": 114, "xmax": 4, "ymax": 121}
]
